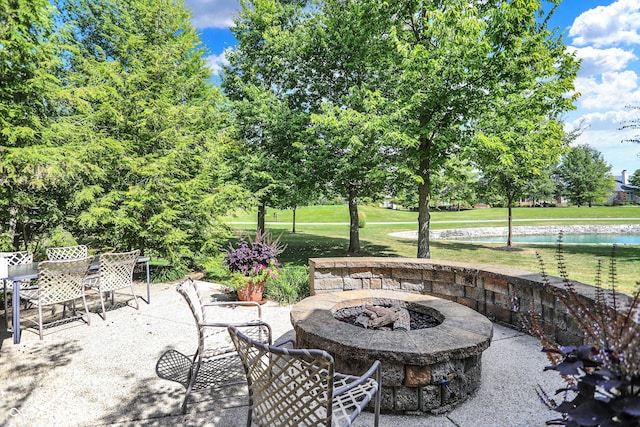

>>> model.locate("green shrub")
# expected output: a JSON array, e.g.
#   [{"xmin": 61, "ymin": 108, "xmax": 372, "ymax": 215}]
[
  {"xmin": 358, "ymin": 211, "xmax": 366, "ymax": 228},
  {"xmin": 265, "ymin": 265, "xmax": 310, "ymax": 305}
]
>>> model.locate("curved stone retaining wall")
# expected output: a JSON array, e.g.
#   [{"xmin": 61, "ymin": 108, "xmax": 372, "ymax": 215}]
[{"xmin": 309, "ymin": 257, "xmax": 624, "ymax": 345}]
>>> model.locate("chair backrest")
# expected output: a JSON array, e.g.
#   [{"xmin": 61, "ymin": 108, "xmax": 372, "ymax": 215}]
[
  {"xmin": 37, "ymin": 257, "xmax": 93, "ymax": 305},
  {"xmin": 0, "ymin": 251, "xmax": 34, "ymax": 266},
  {"xmin": 46, "ymin": 245, "xmax": 88, "ymax": 261},
  {"xmin": 177, "ymin": 278, "xmax": 215, "ymax": 356},
  {"xmin": 98, "ymin": 249, "xmax": 140, "ymax": 292},
  {"xmin": 228, "ymin": 325, "xmax": 336, "ymax": 427}
]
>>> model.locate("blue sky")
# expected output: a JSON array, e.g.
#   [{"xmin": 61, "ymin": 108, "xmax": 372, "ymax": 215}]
[{"xmin": 184, "ymin": 0, "xmax": 640, "ymax": 178}]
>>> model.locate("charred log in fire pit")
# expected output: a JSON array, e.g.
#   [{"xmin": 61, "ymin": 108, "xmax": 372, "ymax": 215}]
[{"xmin": 334, "ymin": 304, "xmax": 440, "ymax": 331}]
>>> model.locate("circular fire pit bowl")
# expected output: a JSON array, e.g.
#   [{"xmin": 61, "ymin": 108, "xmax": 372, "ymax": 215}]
[{"xmin": 290, "ymin": 289, "xmax": 493, "ymax": 414}]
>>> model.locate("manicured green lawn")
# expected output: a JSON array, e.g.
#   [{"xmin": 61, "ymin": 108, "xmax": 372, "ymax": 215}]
[{"xmin": 225, "ymin": 205, "xmax": 640, "ymax": 295}]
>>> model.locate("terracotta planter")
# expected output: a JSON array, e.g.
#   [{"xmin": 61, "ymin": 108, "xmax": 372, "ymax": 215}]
[{"xmin": 237, "ymin": 279, "xmax": 265, "ymax": 302}]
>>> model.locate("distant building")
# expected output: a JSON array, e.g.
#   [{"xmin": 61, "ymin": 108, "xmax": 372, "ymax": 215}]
[{"xmin": 608, "ymin": 170, "xmax": 639, "ymax": 205}]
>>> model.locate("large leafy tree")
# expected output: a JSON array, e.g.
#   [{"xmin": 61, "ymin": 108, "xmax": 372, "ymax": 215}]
[
  {"xmin": 475, "ymin": 117, "xmax": 566, "ymax": 246},
  {"xmin": 556, "ymin": 145, "xmax": 614, "ymax": 207},
  {"xmin": 303, "ymin": 0, "xmax": 404, "ymax": 254},
  {"xmin": 388, "ymin": 0, "xmax": 579, "ymax": 258},
  {"xmin": 53, "ymin": 0, "xmax": 239, "ymax": 267},
  {"xmin": 223, "ymin": 0, "xmax": 314, "ymax": 234}
]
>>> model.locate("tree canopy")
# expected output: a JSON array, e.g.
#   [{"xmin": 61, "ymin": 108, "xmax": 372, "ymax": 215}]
[
  {"xmin": 556, "ymin": 145, "xmax": 614, "ymax": 207},
  {"xmin": 1, "ymin": 0, "xmax": 244, "ymax": 269}
]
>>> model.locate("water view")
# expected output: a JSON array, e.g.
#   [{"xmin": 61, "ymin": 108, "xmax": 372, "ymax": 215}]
[{"xmin": 453, "ymin": 234, "xmax": 640, "ymax": 245}]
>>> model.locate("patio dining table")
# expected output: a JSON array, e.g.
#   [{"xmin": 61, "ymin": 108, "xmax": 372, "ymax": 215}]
[{"xmin": 4, "ymin": 255, "xmax": 150, "ymax": 344}]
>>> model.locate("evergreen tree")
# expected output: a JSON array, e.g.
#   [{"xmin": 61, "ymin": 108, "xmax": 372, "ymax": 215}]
[
  {"xmin": 53, "ymin": 0, "xmax": 239, "ymax": 267},
  {"xmin": 0, "ymin": 0, "xmax": 70, "ymax": 252}
]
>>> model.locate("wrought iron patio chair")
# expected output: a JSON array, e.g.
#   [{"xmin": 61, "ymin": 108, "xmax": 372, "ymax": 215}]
[
  {"xmin": 156, "ymin": 278, "xmax": 272, "ymax": 414},
  {"xmin": 19, "ymin": 256, "xmax": 93, "ymax": 340},
  {"xmin": 85, "ymin": 249, "xmax": 139, "ymax": 319},
  {"xmin": 228, "ymin": 324, "xmax": 381, "ymax": 427},
  {"xmin": 2, "ymin": 251, "xmax": 35, "ymax": 328}
]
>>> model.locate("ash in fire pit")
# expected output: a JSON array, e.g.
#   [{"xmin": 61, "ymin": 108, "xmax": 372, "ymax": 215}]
[{"xmin": 334, "ymin": 304, "xmax": 441, "ymax": 331}]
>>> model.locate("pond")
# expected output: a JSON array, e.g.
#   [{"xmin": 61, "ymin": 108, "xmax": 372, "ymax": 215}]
[{"xmin": 450, "ymin": 233, "xmax": 640, "ymax": 245}]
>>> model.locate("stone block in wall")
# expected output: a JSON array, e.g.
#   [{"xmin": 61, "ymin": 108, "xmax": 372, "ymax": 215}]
[
  {"xmin": 432, "ymin": 281, "xmax": 464, "ymax": 298},
  {"xmin": 454, "ymin": 272, "xmax": 476, "ymax": 286},
  {"xmin": 483, "ymin": 276, "xmax": 510, "ymax": 295},
  {"xmin": 381, "ymin": 361, "xmax": 405, "ymax": 387},
  {"xmin": 349, "ymin": 267, "xmax": 374, "ymax": 278},
  {"xmin": 532, "ymin": 288, "xmax": 544, "ymax": 313},
  {"xmin": 314, "ymin": 267, "xmax": 344, "ymax": 278},
  {"xmin": 380, "ymin": 386, "xmax": 395, "ymax": 411},
  {"xmin": 515, "ymin": 293, "xmax": 534, "ymax": 314},
  {"xmin": 372, "ymin": 267, "xmax": 392, "ymax": 279},
  {"xmin": 424, "ymin": 270, "xmax": 454, "ymax": 284},
  {"xmin": 422, "ymin": 280, "xmax": 433, "ymax": 293},
  {"xmin": 382, "ymin": 277, "xmax": 401, "ymax": 290},
  {"xmin": 485, "ymin": 303, "xmax": 512, "ymax": 323},
  {"xmin": 541, "ymin": 289, "xmax": 557, "ymax": 307},
  {"xmin": 405, "ymin": 365, "xmax": 431, "ymax": 387},
  {"xmin": 430, "ymin": 360, "xmax": 462, "ymax": 383},
  {"xmin": 313, "ymin": 277, "xmax": 344, "ymax": 291},
  {"xmin": 492, "ymin": 291, "xmax": 512, "ymax": 309},
  {"xmin": 343, "ymin": 277, "xmax": 363, "ymax": 290},
  {"xmin": 394, "ymin": 268, "xmax": 423, "ymax": 281},
  {"xmin": 401, "ymin": 280, "xmax": 424, "ymax": 293},
  {"xmin": 464, "ymin": 285, "xmax": 485, "ymax": 302},
  {"xmin": 455, "ymin": 296, "xmax": 477, "ymax": 310},
  {"xmin": 420, "ymin": 384, "xmax": 442, "ymax": 411},
  {"xmin": 370, "ymin": 278, "xmax": 382, "ymax": 289},
  {"xmin": 395, "ymin": 386, "xmax": 419, "ymax": 411}
]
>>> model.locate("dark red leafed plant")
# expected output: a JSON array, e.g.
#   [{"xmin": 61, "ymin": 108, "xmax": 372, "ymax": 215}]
[
  {"xmin": 222, "ymin": 229, "xmax": 285, "ymax": 276},
  {"xmin": 523, "ymin": 233, "xmax": 640, "ymax": 427}
]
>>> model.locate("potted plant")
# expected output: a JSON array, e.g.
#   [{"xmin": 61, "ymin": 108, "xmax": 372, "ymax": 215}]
[{"xmin": 222, "ymin": 230, "xmax": 285, "ymax": 302}]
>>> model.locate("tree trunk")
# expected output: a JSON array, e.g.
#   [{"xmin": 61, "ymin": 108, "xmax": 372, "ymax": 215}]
[
  {"xmin": 257, "ymin": 200, "xmax": 266, "ymax": 233},
  {"xmin": 292, "ymin": 207, "xmax": 297, "ymax": 234},
  {"xmin": 507, "ymin": 197, "xmax": 513, "ymax": 247},
  {"xmin": 417, "ymin": 136, "xmax": 432, "ymax": 259},
  {"xmin": 348, "ymin": 184, "xmax": 360, "ymax": 254}
]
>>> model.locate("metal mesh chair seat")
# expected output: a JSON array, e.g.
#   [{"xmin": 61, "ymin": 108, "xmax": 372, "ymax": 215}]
[
  {"xmin": 228, "ymin": 325, "xmax": 381, "ymax": 427},
  {"xmin": 19, "ymin": 256, "xmax": 93, "ymax": 340},
  {"xmin": 158, "ymin": 278, "xmax": 272, "ymax": 414},
  {"xmin": 46, "ymin": 245, "xmax": 88, "ymax": 260},
  {"xmin": 2, "ymin": 251, "xmax": 36, "ymax": 327},
  {"xmin": 85, "ymin": 250, "xmax": 139, "ymax": 319}
]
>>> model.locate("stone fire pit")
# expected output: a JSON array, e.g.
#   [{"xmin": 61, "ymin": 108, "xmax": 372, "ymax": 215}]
[{"xmin": 290, "ymin": 289, "xmax": 493, "ymax": 414}]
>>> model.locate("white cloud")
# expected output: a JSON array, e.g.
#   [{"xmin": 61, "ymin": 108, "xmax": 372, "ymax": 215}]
[
  {"xmin": 569, "ymin": 0, "xmax": 640, "ymax": 47},
  {"xmin": 184, "ymin": 0, "xmax": 239, "ymax": 29},
  {"xmin": 574, "ymin": 70, "xmax": 640, "ymax": 110},
  {"xmin": 568, "ymin": 46, "xmax": 637, "ymax": 77},
  {"xmin": 205, "ymin": 51, "xmax": 230, "ymax": 76}
]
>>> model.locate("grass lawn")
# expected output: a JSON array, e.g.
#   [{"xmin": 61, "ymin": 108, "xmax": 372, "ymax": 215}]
[{"xmin": 224, "ymin": 205, "xmax": 640, "ymax": 295}]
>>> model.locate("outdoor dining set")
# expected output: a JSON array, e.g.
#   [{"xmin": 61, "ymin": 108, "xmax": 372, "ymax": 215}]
[{"xmin": 1, "ymin": 245, "xmax": 150, "ymax": 343}]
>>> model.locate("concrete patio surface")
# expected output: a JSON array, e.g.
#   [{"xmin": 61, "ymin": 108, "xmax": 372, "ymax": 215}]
[{"xmin": 1, "ymin": 280, "xmax": 565, "ymax": 427}]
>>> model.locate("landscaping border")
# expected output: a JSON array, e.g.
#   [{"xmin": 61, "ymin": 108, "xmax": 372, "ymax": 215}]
[{"xmin": 309, "ymin": 257, "xmax": 626, "ymax": 345}]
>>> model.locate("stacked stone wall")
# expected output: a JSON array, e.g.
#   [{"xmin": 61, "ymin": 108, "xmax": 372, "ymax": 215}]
[{"xmin": 310, "ymin": 257, "xmax": 618, "ymax": 345}]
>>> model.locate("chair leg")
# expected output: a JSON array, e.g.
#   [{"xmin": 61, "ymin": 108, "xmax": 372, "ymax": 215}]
[
  {"xmin": 130, "ymin": 285, "xmax": 139, "ymax": 310},
  {"xmin": 374, "ymin": 365, "xmax": 381, "ymax": 427},
  {"xmin": 38, "ymin": 302, "xmax": 44, "ymax": 340},
  {"xmin": 81, "ymin": 294, "xmax": 91, "ymax": 326},
  {"xmin": 182, "ymin": 353, "xmax": 201, "ymax": 414},
  {"xmin": 3, "ymin": 281, "xmax": 8, "ymax": 329},
  {"xmin": 98, "ymin": 291, "xmax": 107, "ymax": 320}
]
